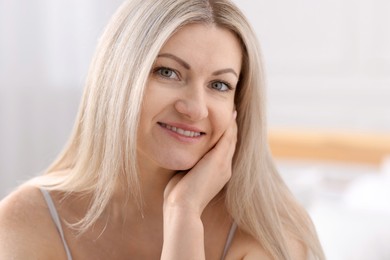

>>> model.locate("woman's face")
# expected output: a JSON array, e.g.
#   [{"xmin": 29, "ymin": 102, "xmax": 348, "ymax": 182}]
[{"xmin": 137, "ymin": 23, "xmax": 242, "ymax": 171}]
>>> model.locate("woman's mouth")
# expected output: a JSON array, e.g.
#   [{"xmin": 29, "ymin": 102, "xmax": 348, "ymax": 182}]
[{"xmin": 158, "ymin": 122, "xmax": 205, "ymax": 138}]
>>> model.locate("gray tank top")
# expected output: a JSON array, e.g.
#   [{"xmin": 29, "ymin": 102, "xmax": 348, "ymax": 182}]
[{"xmin": 40, "ymin": 188, "xmax": 236, "ymax": 260}]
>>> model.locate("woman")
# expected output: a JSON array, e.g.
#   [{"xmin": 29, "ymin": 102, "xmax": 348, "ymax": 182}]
[{"xmin": 0, "ymin": 0, "xmax": 324, "ymax": 259}]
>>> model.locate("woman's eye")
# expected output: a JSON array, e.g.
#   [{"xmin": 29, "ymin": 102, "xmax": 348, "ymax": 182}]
[
  {"xmin": 211, "ymin": 81, "xmax": 231, "ymax": 92},
  {"xmin": 156, "ymin": 67, "xmax": 178, "ymax": 79}
]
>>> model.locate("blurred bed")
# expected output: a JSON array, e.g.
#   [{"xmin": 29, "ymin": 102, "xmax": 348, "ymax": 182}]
[{"xmin": 269, "ymin": 128, "xmax": 390, "ymax": 260}]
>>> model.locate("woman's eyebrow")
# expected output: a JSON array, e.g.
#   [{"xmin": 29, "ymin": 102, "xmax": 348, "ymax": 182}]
[
  {"xmin": 212, "ymin": 68, "xmax": 239, "ymax": 78},
  {"xmin": 157, "ymin": 53, "xmax": 238, "ymax": 78},
  {"xmin": 157, "ymin": 53, "xmax": 190, "ymax": 70}
]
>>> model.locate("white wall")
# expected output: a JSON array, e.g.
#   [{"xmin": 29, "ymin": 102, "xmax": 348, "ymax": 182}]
[
  {"xmin": 0, "ymin": 0, "xmax": 124, "ymax": 197},
  {"xmin": 237, "ymin": 0, "xmax": 390, "ymax": 131},
  {"xmin": 1, "ymin": 0, "xmax": 389, "ymax": 198}
]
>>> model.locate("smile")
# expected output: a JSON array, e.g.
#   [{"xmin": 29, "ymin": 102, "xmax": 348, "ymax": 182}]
[{"xmin": 158, "ymin": 123, "xmax": 205, "ymax": 138}]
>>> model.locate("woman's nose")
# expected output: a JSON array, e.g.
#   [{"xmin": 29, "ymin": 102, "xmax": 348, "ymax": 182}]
[{"xmin": 174, "ymin": 86, "xmax": 208, "ymax": 121}]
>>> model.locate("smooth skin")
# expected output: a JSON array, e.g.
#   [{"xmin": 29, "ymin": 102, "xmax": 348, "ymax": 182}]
[{"xmin": 0, "ymin": 24, "xmax": 305, "ymax": 259}]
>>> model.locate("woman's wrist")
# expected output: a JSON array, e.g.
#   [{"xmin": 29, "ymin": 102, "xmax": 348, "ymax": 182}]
[
  {"xmin": 163, "ymin": 198, "xmax": 203, "ymax": 218},
  {"xmin": 161, "ymin": 204, "xmax": 206, "ymax": 259}
]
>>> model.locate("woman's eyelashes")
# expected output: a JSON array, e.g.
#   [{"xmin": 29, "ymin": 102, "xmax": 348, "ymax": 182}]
[
  {"xmin": 210, "ymin": 81, "xmax": 233, "ymax": 92},
  {"xmin": 153, "ymin": 67, "xmax": 180, "ymax": 80},
  {"xmin": 154, "ymin": 67, "xmax": 180, "ymax": 80}
]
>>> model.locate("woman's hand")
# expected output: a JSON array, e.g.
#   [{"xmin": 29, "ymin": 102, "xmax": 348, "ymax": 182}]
[
  {"xmin": 161, "ymin": 111, "xmax": 237, "ymax": 260},
  {"xmin": 163, "ymin": 110, "xmax": 238, "ymax": 216}
]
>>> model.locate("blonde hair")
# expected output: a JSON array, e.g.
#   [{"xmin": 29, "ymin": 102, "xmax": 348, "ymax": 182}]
[{"xmin": 32, "ymin": 0, "xmax": 324, "ymax": 259}]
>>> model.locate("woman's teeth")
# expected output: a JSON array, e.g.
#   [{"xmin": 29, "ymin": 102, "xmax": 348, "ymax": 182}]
[{"xmin": 160, "ymin": 123, "xmax": 202, "ymax": 137}]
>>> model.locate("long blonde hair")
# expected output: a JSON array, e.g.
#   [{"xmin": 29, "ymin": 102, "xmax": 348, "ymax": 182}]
[{"xmin": 33, "ymin": 0, "xmax": 324, "ymax": 259}]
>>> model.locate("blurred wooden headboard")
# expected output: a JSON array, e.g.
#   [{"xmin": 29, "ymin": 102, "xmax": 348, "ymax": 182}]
[{"xmin": 268, "ymin": 128, "xmax": 390, "ymax": 165}]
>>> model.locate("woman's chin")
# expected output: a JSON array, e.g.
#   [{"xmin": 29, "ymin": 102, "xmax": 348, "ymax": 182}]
[
  {"xmin": 163, "ymin": 157, "xmax": 200, "ymax": 172},
  {"xmin": 170, "ymin": 162, "xmax": 197, "ymax": 172}
]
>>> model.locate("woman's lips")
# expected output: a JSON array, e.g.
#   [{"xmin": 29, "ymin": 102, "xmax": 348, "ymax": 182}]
[{"xmin": 158, "ymin": 122, "xmax": 205, "ymax": 138}]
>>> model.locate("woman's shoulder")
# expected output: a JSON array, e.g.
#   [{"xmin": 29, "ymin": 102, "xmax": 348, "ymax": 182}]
[
  {"xmin": 0, "ymin": 184, "xmax": 46, "ymax": 230},
  {"xmin": 0, "ymin": 184, "xmax": 64, "ymax": 259},
  {"xmin": 226, "ymin": 227, "xmax": 307, "ymax": 260},
  {"xmin": 225, "ymin": 227, "xmax": 272, "ymax": 260}
]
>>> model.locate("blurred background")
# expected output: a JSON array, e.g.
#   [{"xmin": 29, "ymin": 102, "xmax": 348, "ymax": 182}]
[{"xmin": 1, "ymin": 0, "xmax": 389, "ymax": 259}]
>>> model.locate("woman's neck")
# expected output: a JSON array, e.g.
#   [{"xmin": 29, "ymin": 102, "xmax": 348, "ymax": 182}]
[{"xmin": 109, "ymin": 160, "xmax": 177, "ymax": 222}]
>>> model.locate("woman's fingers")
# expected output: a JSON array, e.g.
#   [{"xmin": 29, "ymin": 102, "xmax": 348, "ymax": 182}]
[
  {"xmin": 164, "ymin": 110, "xmax": 238, "ymax": 215},
  {"xmin": 204, "ymin": 110, "xmax": 237, "ymax": 170}
]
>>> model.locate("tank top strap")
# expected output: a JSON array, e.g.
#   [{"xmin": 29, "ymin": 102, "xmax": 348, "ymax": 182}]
[
  {"xmin": 221, "ymin": 222, "xmax": 237, "ymax": 259},
  {"xmin": 39, "ymin": 188, "xmax": 73, "ymax": 260}
]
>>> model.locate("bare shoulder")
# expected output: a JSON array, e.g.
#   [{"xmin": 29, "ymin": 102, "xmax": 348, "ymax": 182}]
[
  {"xmin": 226, "ymin": 227, "xmax": 306, "ymax": 260},
  {"xmin": 225, "ymin": 228, "xmax": 271, "ymax": 260},
  {"xmin": 0, "ymin": 184, "xmax": 64, "ymax": 259},
  {"xmin": 284, "ymin": 233, "xmax": 307, "ymax": 260}
]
